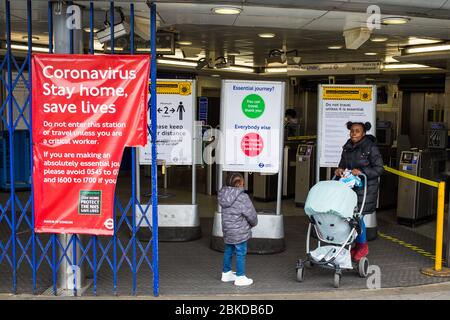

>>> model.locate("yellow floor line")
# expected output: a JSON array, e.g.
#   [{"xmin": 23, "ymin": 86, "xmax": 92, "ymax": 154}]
[{"xmin": 378, "ymin": 231, "xmax": 435, "ymax": 261}]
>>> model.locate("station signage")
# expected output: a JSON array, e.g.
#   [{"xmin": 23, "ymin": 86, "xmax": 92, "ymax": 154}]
[
  {"xmin": 317, "ymin": 85, "xmax": 377, "ymax": 168},
  {"xmin": 221, "ymin": 80, "xmax": 284, "ymax": 173},
  {"xmin": 32, "ymin": 54, "xmax": 149, "ymax": 235},
  {"xmin": 288, "ymin": 62, "xmax": 381, "ymax": 76},
  {"xmin": 139, "ymin": 80, "xmax": 195, "ymax": 165}
]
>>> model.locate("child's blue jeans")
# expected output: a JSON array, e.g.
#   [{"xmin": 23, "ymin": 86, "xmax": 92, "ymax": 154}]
[{"xmin": 223, "ymin": 241, "xmax": 247, "ymax": 276}]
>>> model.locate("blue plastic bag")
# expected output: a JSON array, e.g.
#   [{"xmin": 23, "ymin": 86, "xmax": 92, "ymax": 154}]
[{"xmin": 339, "ymin": 169, "xmax": 363, "ymax": 188}]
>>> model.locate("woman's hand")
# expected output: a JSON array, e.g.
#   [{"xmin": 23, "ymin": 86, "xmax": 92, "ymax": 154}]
[
  {"xmin": 335, "ymin": 168, "xmax": 344, "ymax": 177},
  {"xmin": 351, "ymin": 168, "xmax": 362, "ymax": 176}
]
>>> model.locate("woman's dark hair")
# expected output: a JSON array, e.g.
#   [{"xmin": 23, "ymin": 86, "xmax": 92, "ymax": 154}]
[
  {"xmin": 226, "ymin": 172, "xmax": 244, "ymax": 187},
  {"xmin": 346, "ymin": 121, "xmax": 371, "ymax": 132},
  {"xmin": 285, "ymin": 108, "xmax": 297, "ymax": 118}
]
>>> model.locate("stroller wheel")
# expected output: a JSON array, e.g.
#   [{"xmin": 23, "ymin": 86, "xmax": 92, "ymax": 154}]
[
  {"xmin": 358, "ymin": 257, "xmax": 369, "ymax": 278},
  {"xmin": 296, "ymin": 267, "xmax": 305, "ymax": 282},
  {"xmin": 333, "ymin": 273, "xmax": 341, "ymax": 288}
]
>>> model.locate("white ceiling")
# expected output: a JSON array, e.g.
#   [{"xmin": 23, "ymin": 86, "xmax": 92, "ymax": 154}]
[{"xmin": 1, "ymin": 1, "xmax": 450, "ymax": 72}]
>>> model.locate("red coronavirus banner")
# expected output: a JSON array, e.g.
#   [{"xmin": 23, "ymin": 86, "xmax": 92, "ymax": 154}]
[{"xmin": 32, "ymin": 54, "xmax": 149, "ymax": 235}]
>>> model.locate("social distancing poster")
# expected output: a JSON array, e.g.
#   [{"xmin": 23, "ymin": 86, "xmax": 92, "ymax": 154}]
[
  {"xmin": 221, "ymin": 80, "xmax": 284, "ymax": 174},
  {"xmin": 139, "ymin": 80, "xmax": 195, "ymax": 166},
  {"xmin": 32, "ymin": 54, "xmax": 149, "ymax": 235},
  {"xmin": 317, "ymin": 85, "xmax": 376, "ymax": 168}
]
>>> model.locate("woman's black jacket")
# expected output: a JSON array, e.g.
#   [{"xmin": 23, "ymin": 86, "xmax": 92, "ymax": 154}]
[{"xmin": 338, "ymin": 135, "xmax": 384, "ymax": 215}]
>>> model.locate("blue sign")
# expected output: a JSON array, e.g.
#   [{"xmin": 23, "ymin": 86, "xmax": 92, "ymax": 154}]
[{"xmin": 199, "ymin": 97, "xmax": 208, "ymax": 124}]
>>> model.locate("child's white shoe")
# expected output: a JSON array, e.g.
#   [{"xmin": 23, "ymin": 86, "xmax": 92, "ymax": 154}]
[
  {"xmin": 234, "ymin": 275, "xmax": 253, "ymax": 286},
  {"xmin": 221, "ymin": 271, "xmax": 236, "ymax": 282}
]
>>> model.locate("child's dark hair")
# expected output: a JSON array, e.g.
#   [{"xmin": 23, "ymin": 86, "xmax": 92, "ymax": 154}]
[{"xmin": 226, "ymin": 172, "xmax": 244, "ymax": 187}]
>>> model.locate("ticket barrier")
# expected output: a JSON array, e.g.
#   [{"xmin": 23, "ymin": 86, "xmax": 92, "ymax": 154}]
[
  {"xmin": 295, "ymin": 144, "xmax": 315, "ymax": 207},
  {"xmin": 253, "ymin": 143, "xmax": 296, "ymax": 201},
  {"xmin": 397, "ymin": 150, "xmax": 446, "ymax": 226}
]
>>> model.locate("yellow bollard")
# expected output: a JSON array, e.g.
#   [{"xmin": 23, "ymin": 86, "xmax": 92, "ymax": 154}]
[
  {"xmin": 435, "ymin": 182, "xmax": 445, "ymax": 271},
  {"xmin": 421, "ymin": 181, "xmax": 450, "ymax": 277}
]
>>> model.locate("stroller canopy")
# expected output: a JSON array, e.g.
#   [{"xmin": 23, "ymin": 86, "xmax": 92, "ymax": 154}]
[{"xmin": 304, "ymin": 180, "xmax": 357, "ymax": 219}]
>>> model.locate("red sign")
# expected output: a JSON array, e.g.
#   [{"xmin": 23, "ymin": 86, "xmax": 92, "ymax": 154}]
[
  {"xmin": 241, "ymin": 133, "xmax": 264, "ymax": 157},
  {"xmin": 32, "ymin": 54, "xmax": 150, "ymax": 235}
]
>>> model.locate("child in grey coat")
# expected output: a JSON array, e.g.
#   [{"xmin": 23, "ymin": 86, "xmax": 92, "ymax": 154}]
[{"xmin": 218, "ymin": 172, "xmax": 258, "ymax": 286}]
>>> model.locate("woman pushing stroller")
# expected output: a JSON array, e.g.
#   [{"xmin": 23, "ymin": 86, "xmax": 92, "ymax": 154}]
[{"xmin": 335, "ymin": 121, "xmax": 384, "ymax": 262}]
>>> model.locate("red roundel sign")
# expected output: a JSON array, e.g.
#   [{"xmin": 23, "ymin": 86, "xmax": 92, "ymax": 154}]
[{"xmin": 241, "ymin": 132, "xmax": 264, "ymax": 157}]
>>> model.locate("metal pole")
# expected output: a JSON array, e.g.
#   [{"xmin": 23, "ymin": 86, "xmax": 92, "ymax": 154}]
[
  {"xmin": 149, "ymin": 1, "xmax": 159, "ymax": 297},
  {"xmin": 53, "ymin": 1, "xmax": 84, "ymax": 293},
  {"xmin": 27, "ymin": 0, "xmax": 37, "ymax": 295},
  {"xmin": 192, "ymin": 81, "xmax": 197, "ymax": 205},
  {"xmin": 316, "ymin": 85, "xmax": 322, "ymax": 183},
  {"xmin": 6, "ymin": 0, "xmax": 17, "ymax": 294},
  {"xmin": 217, "ymin": 80, "xmax": 226, "ymax": 214},
  {"xmin": 435, "ymin": 181, "xmax": 445, "ymax": 271},
  {"xmin": 89, "ymin": 1, "xmax": 97, "ymax": 296},
  {"xmin": 130, "ymin": 2, "xmax": 137, "ymax": 296},
  {"xmin": 276, "ymin": 82, "xmax": 286, "ymax": 215}
]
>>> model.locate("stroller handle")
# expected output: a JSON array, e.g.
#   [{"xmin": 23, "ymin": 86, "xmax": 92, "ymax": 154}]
[{"xmin": 332, "ymin": 172, "xmax": 367, "ymax": 217}]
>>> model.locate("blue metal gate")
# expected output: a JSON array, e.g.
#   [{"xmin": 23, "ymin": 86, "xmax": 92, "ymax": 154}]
[{"xmin": 0, "ymin": 0, "xmax": 159, "ymax": 296}]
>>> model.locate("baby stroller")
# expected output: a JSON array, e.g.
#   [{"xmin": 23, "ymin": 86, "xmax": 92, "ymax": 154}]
[{"xmin": 295, "ymin": 174, "xmax": 369, "ymax": 288}]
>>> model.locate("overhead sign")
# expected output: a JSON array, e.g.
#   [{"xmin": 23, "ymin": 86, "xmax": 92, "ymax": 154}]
[
  {"xmin": 32, "ymin": 54, "xmax": 149, "ymax": 235},
  {"xmin": 139, "ymin": 80, "xmax": 195, "ymax": 165},
  {"xmin": 288, "ymin": 62, "xmax": 381, "ymax": 76},
  {"xmin": 221, "ymin": 80, "xmax": 284, "ymax": 173},
  {"xmin": 318, "ymin": 85, "xmax": 376, "ymax": 168}
]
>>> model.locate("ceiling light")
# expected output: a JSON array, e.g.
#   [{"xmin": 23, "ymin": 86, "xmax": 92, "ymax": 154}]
[
  {"xmin": 106, "ymin": 47, "xmax": 124, "ymax": 51},
  {"xmin": 22, "ymin": 35, "xmax": 39, "ymax": 41},
  {"xmin": 328, "ymin": 45, "xmax": 343, "ymax": 50},
  {"xmin": 211, "ymin": 74, "xmax": 221, "ymax": 77},
  {"xmin": 223, "ymin": 66, "xmax": 254, "ymax": 73},
  {"xmin": 364, "ymin": 52, "xmax": 378, "ymax": 56},
  {"xmin": 212, "ymin": 7, "xmax": 242, "ymax": 15},
  {"xmin": 9, "ymin": 44, "xmax": 48, "ymax": 52},
  {"xmin": 157, "ymin": 59, "xmax": 198, "ymax": 67},
  {"xmin": 177, "ymin": 41, "xmax": 192, "ymax": 46},
  {"xmin": 83, "ymin": 27, "xmax": 100, "ymax": 33},
  {"xmin": 405, "ymin": 44, "xmax": 450, "ymax": 54},
  {"xmin": 408, "ymin": 37, "xmax": 442, "ymax": 45},
  {"xmin": 383, "ymin": 63, "xmax": 429, "ymax": 70},
  {"xmin": 381, "ymin": 17, "xmax": 410, "ymax": 25},
  {"xmin": 265, "ymin": 67, "xmax": 287, "ymax": 73},
  {"xmin": 384, "ymin": 56, "xmax": 399, "ymax": 63},
  {"xmin": 370, "ymin": 37, "xmax": 388, "ymax": 42},
  {"xmin": 258, "ymin": 33, "xmax": 275, "ymax": 39}
]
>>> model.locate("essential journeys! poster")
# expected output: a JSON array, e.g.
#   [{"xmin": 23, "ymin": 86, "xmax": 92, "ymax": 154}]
[
  {"xmin": 32, "ymin": 54, "xmax": 149, "ymax": 235},
  {"xmin": 221, "ymin": 80, "xmax": 284, "ymax": 174}
]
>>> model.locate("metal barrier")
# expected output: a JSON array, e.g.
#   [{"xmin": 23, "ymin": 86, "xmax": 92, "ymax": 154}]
[
  {"xmin": 0, "ymin": 0, "xmax": 159, "ymax": 296},
  {"xmin": 383, "ymin": 165, "xmax": 450, "ymax": 276}
]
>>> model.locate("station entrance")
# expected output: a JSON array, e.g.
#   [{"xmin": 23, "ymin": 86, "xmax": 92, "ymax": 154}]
[{"xmin": 2, "ymin": 0, "xmax": 450, "ymax": 297}]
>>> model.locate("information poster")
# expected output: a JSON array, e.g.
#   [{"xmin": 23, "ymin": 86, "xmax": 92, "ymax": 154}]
[
  {"xmin": 222, "ymin": 80, "xmax": 284, "ymax": 174},
  {"xmin": 32, "ymin": 54, "xmax": 149, "ymax": 235},
  {"xmin": 318, "ymin": 85, "xmax": 376, "ymax": 167},
  {"xmin": 139, "ymin": 80, "xmax": 194, "ymax": 165}
]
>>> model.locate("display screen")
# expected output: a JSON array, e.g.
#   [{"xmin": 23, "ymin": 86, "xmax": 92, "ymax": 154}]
[
  {"xmin": 299, "ymin": 146, "xmax": 307, "ymax": 155},
  {"xmin": 402, "ymin": 152, "xmax": 412, "ymax": 162}
]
